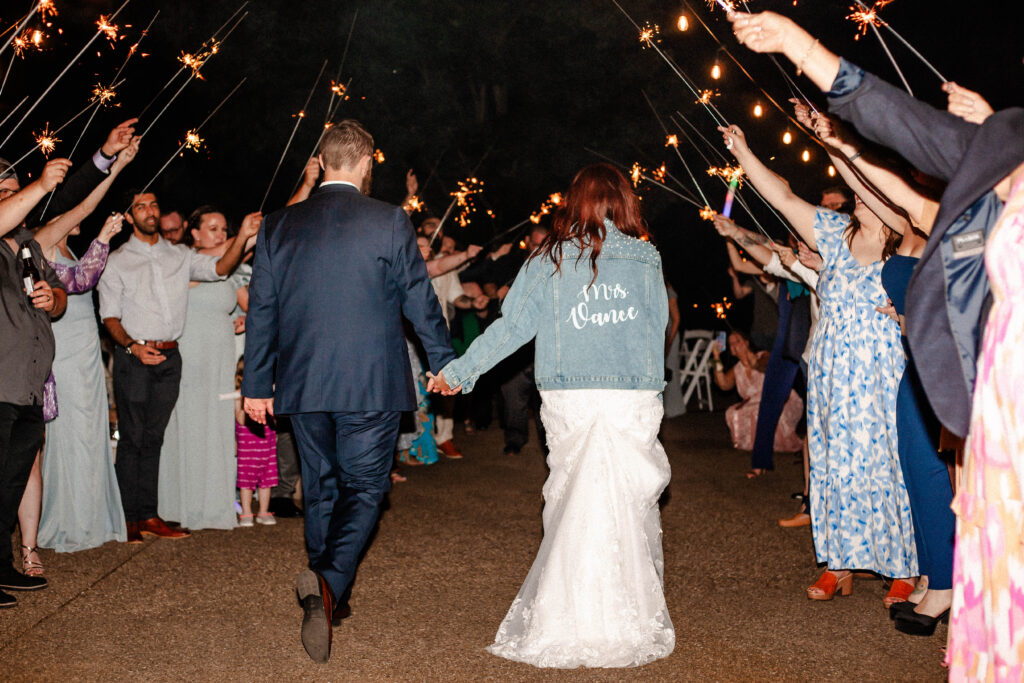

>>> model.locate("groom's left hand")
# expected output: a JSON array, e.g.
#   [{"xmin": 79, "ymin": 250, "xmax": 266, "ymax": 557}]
[
  {"xmin": 244, "ymin": 397, "xmax": 275, "ymax": 425},
  {"xmin": 426, "ymin": 372, "xmax": 461, "ymax": 396}
]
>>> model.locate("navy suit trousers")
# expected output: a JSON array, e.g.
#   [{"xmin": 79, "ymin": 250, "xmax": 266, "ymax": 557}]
[{"xmin": 290, "ymin": 410, "xmax": 401, "ymax": 601}]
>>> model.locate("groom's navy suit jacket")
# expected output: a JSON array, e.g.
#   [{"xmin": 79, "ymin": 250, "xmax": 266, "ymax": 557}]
[{"xmin": 241, "ymin": 182, "xmax": 455, "ymax": 413}]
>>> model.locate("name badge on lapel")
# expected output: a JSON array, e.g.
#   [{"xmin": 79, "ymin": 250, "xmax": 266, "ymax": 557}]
[{"xmin": 950, "ymin": 230, "xmax": 985, "ymax": 259}]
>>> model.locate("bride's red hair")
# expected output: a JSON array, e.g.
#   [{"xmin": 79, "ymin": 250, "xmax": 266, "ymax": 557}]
[{"xmin": 531, "ymin": 163, "xmax": 649, "ymax": 278}]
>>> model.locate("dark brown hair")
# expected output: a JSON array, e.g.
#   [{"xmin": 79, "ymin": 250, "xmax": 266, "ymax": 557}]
[{"xmin": 531, "ymin": 163, "xmax": 648, "ymax": 279}]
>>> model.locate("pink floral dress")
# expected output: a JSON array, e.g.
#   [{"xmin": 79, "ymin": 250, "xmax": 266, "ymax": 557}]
[
  {"xmin": 946, "ymin": 176, "xmax": 1024, "ymax": 681},
  {"xmin": 724, "ymin": 359, "xmax": 803, "ymax": 453}
]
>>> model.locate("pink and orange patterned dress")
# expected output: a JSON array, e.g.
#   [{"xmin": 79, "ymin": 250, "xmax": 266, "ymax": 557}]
[
  {"xmin": 724, "ymin": 358, "xmax": 803, "ymax": 453},
  {"xmin": 946, "ymin": 176, "xmax": 1024, "ymax": 682}
]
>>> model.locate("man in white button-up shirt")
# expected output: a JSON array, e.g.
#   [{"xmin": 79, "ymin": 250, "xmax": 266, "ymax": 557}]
[{"xmin": 98, "ymin": 190, "xmax": 259, "ymax": 543}]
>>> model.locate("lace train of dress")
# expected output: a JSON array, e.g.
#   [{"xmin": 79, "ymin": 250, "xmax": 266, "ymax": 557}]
[{"xmin": 487, "ymin": 389, "xmax": 674, "ymax": 668}]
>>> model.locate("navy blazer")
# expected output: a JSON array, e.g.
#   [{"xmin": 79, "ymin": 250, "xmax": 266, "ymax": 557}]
[
  {"xmin": 241, "ymin": 183, "xmax": 455, "ymax": 413},
  {"xmin": 828, "ymin": 59, "xmax": 1024, "ymax": 436}
]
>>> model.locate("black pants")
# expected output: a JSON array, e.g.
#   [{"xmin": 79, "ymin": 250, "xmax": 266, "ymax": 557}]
[
  {"xmin": 271, "ymin": 416, "xmax": 300, "ymax": 499},
  {"xmin": 112, "ymin": 348, "xmax": 181, "ymax": 523},
  {"xmin": 0, "ymin": 402, "xmax": 44, "ymax": 572},
  {"xmin": 500, "ymin": 365, "xmax": 544, "ymax": 454}
]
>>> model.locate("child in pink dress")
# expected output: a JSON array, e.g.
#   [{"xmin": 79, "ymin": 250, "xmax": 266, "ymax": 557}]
[{"xmin": 234, "ymin": 358, "xmax": 279, "ymax": 527}]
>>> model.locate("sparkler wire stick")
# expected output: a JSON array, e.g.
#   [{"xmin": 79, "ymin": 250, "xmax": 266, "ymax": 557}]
[
  {"xmin": 0, "ymin": 1, "xmax": 39, "ymax": 59},
  {"xmin": 642, "ymin": 91, "xmax": 712, "ymax": 207},
  {"xmin": 259, "ymin": 59, "xmax": 329, "ymax": 212},
  {"xmin": 137, "ymin": 78, "xmax": 246, "ymax": 198},
  {"xmin": 324, "ymin": 10, "xmax": 359, "ymax": 129},
  {"xmin": 137, "ymin": 8, "xmax": 248, "ymax": 120},
  {"xmin": 5, "ymin": 90, "xmax": 122, "ymax": 172},
  {"xmin": 286, "ymin": 76, "xmax": 354, "ymax": 198},
  {"xmin": 609, "ymin": 0, "xmax": 729, "ymax": 126},
  {"xmin": 1, "ymin": 51, "xmax": 16, "ymax": 100},
  {"xmin": 0, "ymin": 96, "xmax": 28, "ymax": 131},
  {"xmin": 1, "ymin": 0, "xmax": 133, "ymax": 149}
]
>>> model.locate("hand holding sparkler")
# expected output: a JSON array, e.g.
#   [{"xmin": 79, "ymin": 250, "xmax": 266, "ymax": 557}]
[
  {"xmin": 97, "ymin": 213, "xmax": 124, "ymax": 244},
  {"xmin": 768, "ymin": 241, "xmax": 798, "ymax": 269},
  {"xmin": 796, "ymin": 241, "xmax": 822, "ymax": 272},
  {"xmin": 39, "ymin": 158, "xmax": 72, "ymax": 193},
  {"xmin": 110, "ymin": 136, "xmax": 140, "ymax": 173},
  {"xmin": 729, "ymin": 12, "xmax": 841, "ymax": 93},
  {"xmin": 943, "ymin": 82, "xmax": 994, "ymax": 125},
  {"xmin": 101, "ymin": 118, "xmax": 138, "ymax": 157},
  {"xmin": 717, "ymin": 125, "xmax": 749, "ymax": 159},
  {"xmin": 712, "ymin": 214, "xmax": 740, "ymax": 239},
  {"xmin": 301, "ymin": 158, "xmax": 321, "ymax": 189}
]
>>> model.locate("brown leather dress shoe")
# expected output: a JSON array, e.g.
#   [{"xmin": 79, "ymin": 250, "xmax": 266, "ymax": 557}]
[
  {"xmin": 125, "ymin": 522, "xmax": 143, "ymax": 544},
  {"xmin": 297, "ymin": 569, "xmax": 333, "ymax": 662},
  {"xmin": 139, "ymin": 517, "xmax": 191, "ymax": 539}
]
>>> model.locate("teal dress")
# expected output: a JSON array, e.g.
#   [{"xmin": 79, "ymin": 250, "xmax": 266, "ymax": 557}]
[
  {"xmin": 40, "ymin": 249, "xmax": 126, "ymax": 551},
  {"xmin": 158, "ymin": 275, "xmax": 243, "ymax": 529}
]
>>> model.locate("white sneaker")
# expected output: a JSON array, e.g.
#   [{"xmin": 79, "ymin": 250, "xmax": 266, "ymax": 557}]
[
  {"xmin": 238, "ymin": 514, "xmax": 255, "ymax": 527},
  {"xmin": 256, "ymin": 513, "xmax": 277, "ymax": 526}
]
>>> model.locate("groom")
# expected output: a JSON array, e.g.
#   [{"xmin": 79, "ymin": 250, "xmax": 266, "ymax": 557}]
[{"xmin": 241, "ymin": 119, "xmax": 454, "ymax": 663}]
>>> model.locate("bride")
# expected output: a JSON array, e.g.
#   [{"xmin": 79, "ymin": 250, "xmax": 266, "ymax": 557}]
[{"xmin": 429, "ymin": 163, "xmax": 674, "ymax": 668}]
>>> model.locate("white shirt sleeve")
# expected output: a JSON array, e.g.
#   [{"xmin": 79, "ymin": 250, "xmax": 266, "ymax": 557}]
[
  {"xmin": 762, "ymin": 252, "xmax": 819, "ymax": 290},
  {"xmin": 97, "ymin": 257, "xmax": 123, "ymax": 320},
  {"xmin": 188, "ymin": 250, "xmax": 224, "ymax": 281}
]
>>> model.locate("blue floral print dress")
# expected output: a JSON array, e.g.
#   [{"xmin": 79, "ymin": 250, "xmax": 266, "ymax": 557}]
[{"xmin": 806, "ymin": 208, "xmax": 917, "ymax": 577}]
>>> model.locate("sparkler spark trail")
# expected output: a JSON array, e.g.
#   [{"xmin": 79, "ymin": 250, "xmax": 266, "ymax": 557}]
[
  {"xmin": 373, "ymin": 149, "xmax": 385, "ymax": 164},
  {"xmin": 12, "ymin": 28, "xmax": 44, "ymax": 58},
  {"xmin": 1, "ymin": 2, "xmax": 45, "ymax": 60},
  {"xmin": 97, "ymin": 15, "xmax": 120, "ymax": 47},
  {"xmin": 638, "ymin": 22, "xmax": 659, "ymax": 46},
  {"xmin": 847, "ymin": 0, "xmax": 893, "ymax": 39},
  {"xmin": 138, "ymin": 78, "xmax": 247, "ymax": 198},
  {"xmin": 666, "ymin": 134, "xmax": 679, "ymax": 148},
  {"xmin": 1, "ymin": 0, "xmax": 134, "ymax": 149},
  {"xmin": 259, "ymin": 59, "xmax": 330, "ymax": 212},
  {"xmin": 451, "ymin": 177, "xmax": 484, "ymax": 227},
  {"xmin": 38, "ymin": 1, "xmax": 57, "ymax": 19},
  {"xmin": 33, "ymin": 124, "xmax": 58, "ymax": 157},
  {"xmin": 699, "ymin": 206, "xmax": 716, "ymax": 221},
  {"xmin": 183, "ymin": 129, "xmax": 204, "ymax": 152},
  {"xmin": 91, "ymin": 83, "xmax": 117, "ymax": 106},
  {"xmin": 695, "ymin": 89, "xmax": 718, "ymax": 105}
]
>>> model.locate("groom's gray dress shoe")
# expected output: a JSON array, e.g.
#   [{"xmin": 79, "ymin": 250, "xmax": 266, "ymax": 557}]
[{"xmin": 297, "ymin": 569, "xmax": 333, "ymax": 663}]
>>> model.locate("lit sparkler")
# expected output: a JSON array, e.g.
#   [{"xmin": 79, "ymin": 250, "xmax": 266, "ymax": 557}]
[
  {"xmin": 373, "ymin": 149, "xmax": 385, "ymax": 164},
  {"xmin": 707, "ymin": 0, "xmax": 736, "ymax": 12},
  {"xmin": 39, "ymin": 0, "xmax": 58, "ymax": 19},
  {"xmin": 630, "ymin": 162, "xmax": 642, "ymax": 187},
  {"xmin": 639, "ymin": 22, "xmax": 659, "ymax": 46},
  {"xmin": 706, "ymin": 165, "xmax": 744, "ymax": 187},
  {"xmin": 33, "ymin": 124, "xmax": 59, "ymax": 157},
  {"xmin": 651, "ymin": 163, "xmax": 667, "ymax": 183},
  {"xmin": 847, "ymin": 0, "xmax": 893, "ymax": 40},
  {"xmin": 91, "ymin": 83, "xmax": 117, "ymax": 106},
  {"xmin": 666, "ymin": 134, "xmax": 679, "ymax": 148},
  {"xmin": 12, "ymin": 28, "xmax": 45, "ymax": 58},
  {"xmin": 330, "ymin": 80, "xmax": 347, "ymax": 97},
  {"xmin": 97, "ymin": 15, "xmax": 119, "ymax": 47},
  {"xmin": 183, "ymin": 129, "xmax": 204, "ymax": 152},
  {"xmin": 528, "ymin": 192, "xmax": 564, "ymax": 224},
  {"xmin": 699, "ymin": 206, "xmax": 716, "ymax": 221},
  {"xmin": 695, "ymin": 89, "xmax": 718, "ymax": 105},
  {"xmin": 451, "ymin": 177, "xmax": 484, "ymax": 227},
  {"xmin": 711, "ymin": 298, "xmax": 733, "ymax": 320},
  {"xmin": 404, "ymin": 195, "xmax": 424, "ymax": 213}
]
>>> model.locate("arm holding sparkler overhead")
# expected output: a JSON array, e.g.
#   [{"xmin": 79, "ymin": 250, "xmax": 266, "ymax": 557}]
[
  {"xmin": 714, "ymin": 215, "xmax": 773, "ymax": 268},
  {"xmin": 0, "ymin": 158, "xmax": 70, "ymax": 239},
  {"xmin": 287, "ymin": 158, "xmax": 321, "ymax": 207},
  {"xmin": 33, "ymin": 137, "xmax": 139, "ymax": 252},
  {"xmin": 944, "ymin": 82, "xmax": 994, "ymax": 125},
  {"xmin": 718, "ymin": 124, "xmax": 819, "ymax": 249},
  {"xmin": 211, "ymin": 212, "xmax": 261, "ymax": 277},
  {"xmin": 729, "ymin": 11, "xmax": 977, "ymax": 182},
  {"xmin": 25, "ymin": 119, "xmax": 138, "ymax": 228}
]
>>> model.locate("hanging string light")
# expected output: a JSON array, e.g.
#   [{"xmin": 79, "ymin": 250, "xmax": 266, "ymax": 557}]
[
  {"xmin": 782, "ymin": 131, "xmax": 793, "ymax": 145},
  {"xmin": 752, "ymin": 103, "xmax": 763, "ymax": 118}
]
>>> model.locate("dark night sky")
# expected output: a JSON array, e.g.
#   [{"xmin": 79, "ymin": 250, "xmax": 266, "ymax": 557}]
[{"xmin": 3, "ymin": 0, "xmax": 1021, "ymax": 327}]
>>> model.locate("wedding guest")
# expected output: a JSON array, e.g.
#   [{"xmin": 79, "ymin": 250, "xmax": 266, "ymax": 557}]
[
  {"xmin": 269, "ymin": 418, "xmax": 304, "ymax": 518},
  {"xmin": 158, "ymin": 206, "xmax": 259, "ymax": 530},
  {"xmin": 0, "ymin": 159, "xmax": 70, "ymax": 607},
  {"xmin": 234, "ymin": 357, "xmax": 278, "ymax": 527},
  {"xmin": 711, "ymin": 330, "xmax": 802, "ymax": 455},
  {"xmin": 719, "ymin": 123, "xmax": 916, "ymax": 604},
  {"xmin": 29, "ymin": 139, "xmax": 139, "ymax": 558},
  {"xmin": 946, "ymin": 161, "xmax": 1024, "ymax": 676},
  {"xmin": 431, "ymin": 163, "xmax": 673, "ymax": 667},
  {"xmin": 727, "ymin": 267, "xmax": 778, "ymax": 351},
  {"xmin": 159, "ymin": 208, "xmax": 186, "ymax": 245},
  {"xmin": 97, "ymin": 190, "xmax": 258, "ymax": 543}
]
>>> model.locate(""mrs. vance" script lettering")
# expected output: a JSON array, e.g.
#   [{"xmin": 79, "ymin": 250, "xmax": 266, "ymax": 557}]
[{"xmin": 567, "ymin": 282, "xmax": 639, "ymax": 330}]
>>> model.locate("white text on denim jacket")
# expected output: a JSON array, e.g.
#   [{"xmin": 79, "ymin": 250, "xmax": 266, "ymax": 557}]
[{"xmin": 567, "ymin": 282, "xmax": 639, "ymax": 330}]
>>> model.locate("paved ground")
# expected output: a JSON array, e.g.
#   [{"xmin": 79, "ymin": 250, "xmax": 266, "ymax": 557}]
[{"xmin": 1, "ymin": 411, "xmax": 947, "ymax": 681}]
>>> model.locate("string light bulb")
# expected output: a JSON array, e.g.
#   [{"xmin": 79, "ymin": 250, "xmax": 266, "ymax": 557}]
[
  {"xmin": 801, "ymin": 149, "xmax": 811, "ymax": 162},
  {"xmin": 782, "ymin": 131, "xmax": 793, "ymax": 145},
  {"xmin": 711, "ymin": 62, "xmax": 722, "ymax": 80},
  {"xmin": 828, "ymin": 165, "xmax": 836, "ymax": 177},
  {"xmin": 677, "ymin": 14, "xmax": 689, "ymax": 31},
  {"xmin": 753, "ymin": 103, "xmax": 763, "ymax": 118}
]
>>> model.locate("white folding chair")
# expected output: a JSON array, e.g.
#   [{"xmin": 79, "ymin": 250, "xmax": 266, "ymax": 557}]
[{"xmin": 679, "ymin": 330, "xmax": 716, "ymax": 411}]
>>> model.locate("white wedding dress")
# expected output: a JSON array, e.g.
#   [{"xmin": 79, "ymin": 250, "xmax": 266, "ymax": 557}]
[{"xmin": 487, "ymin": 389, "xmax": 675, "ymax": 668}]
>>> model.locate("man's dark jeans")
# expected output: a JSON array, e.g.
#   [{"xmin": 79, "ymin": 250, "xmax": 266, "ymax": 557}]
[
  {"xmin": 0, "ymin": 402, "xmax": 44, "ymax": 572},
  {"xmin": 112, "ymin": 348, "xmax": 181, "ymax": 523}
]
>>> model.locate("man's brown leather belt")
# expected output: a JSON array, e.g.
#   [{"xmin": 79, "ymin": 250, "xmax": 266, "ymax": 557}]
[{"xmin": 140, "ymin": 340, "xmax": 178, "ymax": 350}]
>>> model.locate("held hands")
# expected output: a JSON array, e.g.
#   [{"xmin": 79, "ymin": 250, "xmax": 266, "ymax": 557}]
[
  {"xmin": 101, "ymin": 119, "xmax": 138, "ymax": 157},
  {"xmin": 426, "ymin": 371, "xmax": 462, "ymax": 396},
  {"xmin": 943, "ymin": 82, "xmax": 994, "ymax": 125},
  {"xmin": 97, "ymin": 213, "xmax": 123, "ymax": 244},
  {"xmin": 729, "ymin": 11, "xmax": 793, "ymax": 54},
  {"xmin": 243, "ymin": 397, "xmax": 274, "ymax": 425},
  {"xmin": 39, "ymin": 158, "xmax": 72, "ymax": 192}
]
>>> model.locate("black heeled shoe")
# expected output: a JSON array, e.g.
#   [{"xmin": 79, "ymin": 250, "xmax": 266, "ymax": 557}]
[
  {"xmin": 888, "ymin": 599, "xmax": 916, "ymax": 620},
  {"xmin": 894, "ymin": 608, "xmax": 950, "ymax": 636}
]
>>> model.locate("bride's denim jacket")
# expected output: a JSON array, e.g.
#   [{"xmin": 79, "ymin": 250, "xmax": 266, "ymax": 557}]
[{"xmin": 441, "ymin": 220, "xmax": 668, "ymax": 393}]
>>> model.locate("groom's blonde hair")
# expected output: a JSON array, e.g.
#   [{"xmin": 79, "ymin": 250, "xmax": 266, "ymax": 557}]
[{"xmin": 319, "ymin": 119, "xmax": 373, "ymax": 171}]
